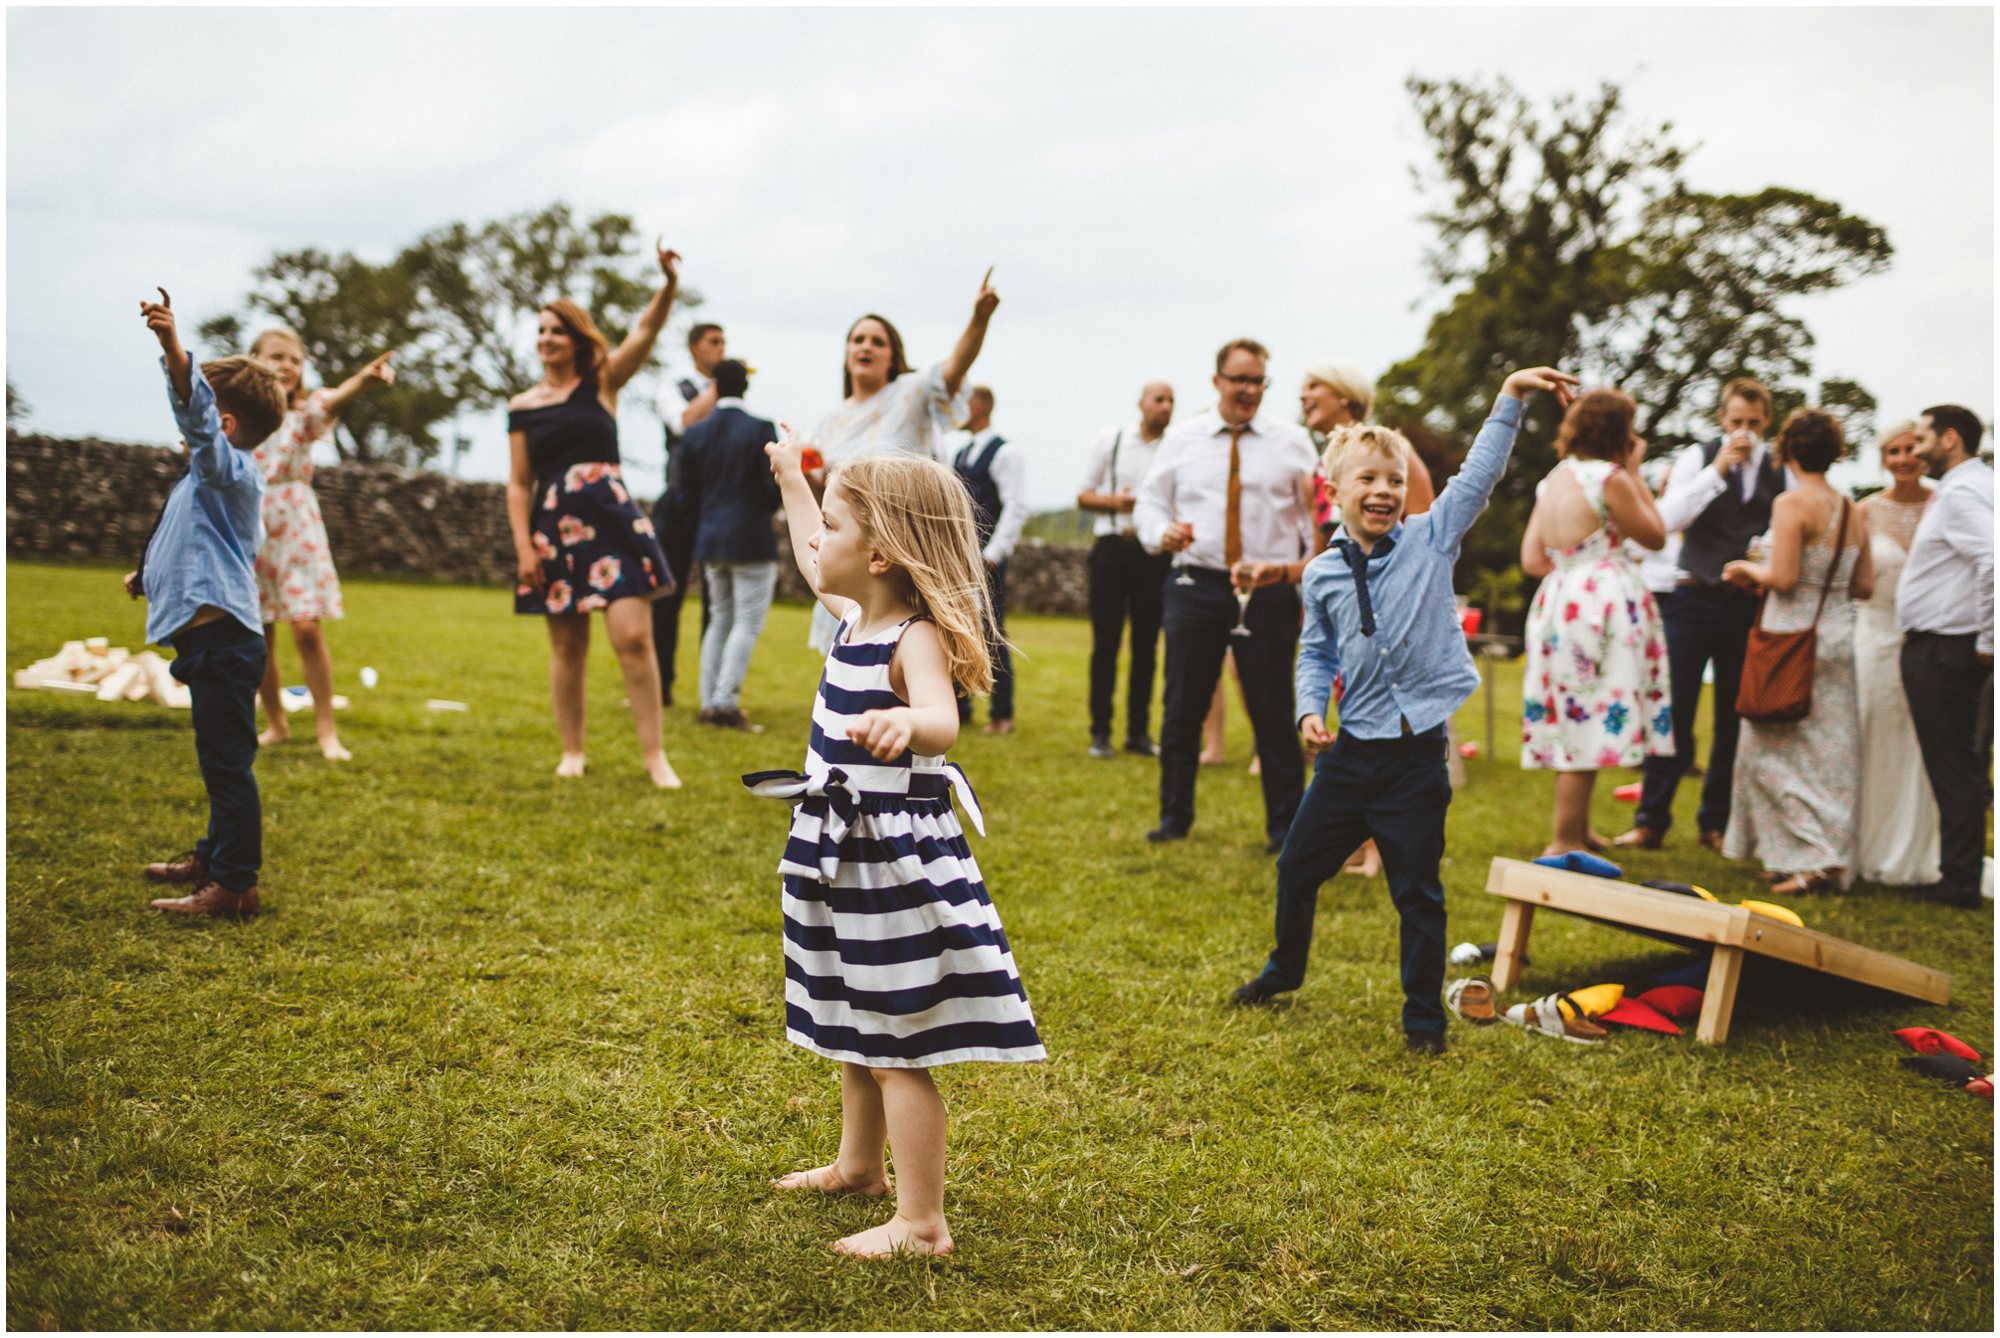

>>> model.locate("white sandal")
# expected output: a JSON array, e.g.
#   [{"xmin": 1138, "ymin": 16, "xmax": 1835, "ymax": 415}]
[
  {"xmin": 1502, "ymin": 991, "xmax": 1609, "ymax": 1045},
  {"xmin": 1445, "ymin": 976, "xmax": 1499, "ymax": 1026}
]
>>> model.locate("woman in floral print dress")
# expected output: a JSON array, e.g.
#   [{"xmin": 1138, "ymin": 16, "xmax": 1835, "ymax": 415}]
[
  {"xmin": 246, "ymin": 329, "xmax": 394, "ymax": 761},
  {"xmin": 506, "ymin": 240, "xmax": 684, "ymax": 789},
  {"xmin": 1520, "ymin": 389, "xmax": 1673, "ymax": 856}
]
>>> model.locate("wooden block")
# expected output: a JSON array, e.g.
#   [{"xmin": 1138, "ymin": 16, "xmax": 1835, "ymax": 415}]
[
  {"xmin": 1494, "ymin": 901, "xmax": 1534, "ymax": 992},
  {"xmin": 1697, "ymin": 946, "xmax": 1745, "ymax": 1044}
]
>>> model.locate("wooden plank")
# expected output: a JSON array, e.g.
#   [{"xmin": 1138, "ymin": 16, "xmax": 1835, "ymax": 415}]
[
  {"xmin": 1493, "ymin": 901, "xmax": 1534, "ymax": 992},
  {"xmin": 1482, "ymin": 857, "xmax": 1951, "ymax": 1009},
  {"xmin": 1486, "ymin": 858, "xmax": 1747, "ymax": 946},
  {"xmin": 1696, "ymin": 946, "xmax": 1746, "ymax": 1044}
]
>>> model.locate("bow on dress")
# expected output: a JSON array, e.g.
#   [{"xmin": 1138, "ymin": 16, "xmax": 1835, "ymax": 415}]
[{"xmin": 741, "ymin": 764, "xmax": 987, "ymax": 882}]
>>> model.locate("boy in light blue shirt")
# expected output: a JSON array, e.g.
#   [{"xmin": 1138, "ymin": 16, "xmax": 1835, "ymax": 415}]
[
  {"xmin": 1228, "ymin": 366, "xmax": 1578, "ymax": 1053},
  {"xmin": 125, "ymin": 288, "xmax": 289, "ymax": 918}
]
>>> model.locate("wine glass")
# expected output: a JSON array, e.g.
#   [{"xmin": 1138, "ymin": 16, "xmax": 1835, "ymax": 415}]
[{"xmin": 1231, "ymin": 568, "xmax": 1254, "ymax": 638}]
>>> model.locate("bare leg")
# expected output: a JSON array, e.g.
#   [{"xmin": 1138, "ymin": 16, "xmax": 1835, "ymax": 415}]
[
  {"xmin": 1342, "ymin": 839, "xmax": 1383, "ymax": 877},
  {"xmin": 547, "ymin": 612, "xmax": 591, "ymax": 776},
  {"xmin": 834, "ymin": 1068, "xmax": 953, "ymax": 1258},
  {"xmin": 288, "ymin": 619, "xmax": 349, "ymax": 760},
  {"xmin": 256, "ymin": 624, "xmax": 290, "ymax": 745},
  {"xmin": 1542, "ymin": 770, "xmax": 1597, "ymax": 856},
  {"xmin": 772, "ymin": 1061, "xmax": 892, "ymax": 1198},
  {"xmin": 1200, "ymin": 677, "xmax": 1227, "ymax": 765},
  {"xmin": 1232, "ymin": 651, "xmax": 1261, "ymax": 776},
  {"xmin": 606, "ymin": 597, "xmax": 679, "ymax": 789}
]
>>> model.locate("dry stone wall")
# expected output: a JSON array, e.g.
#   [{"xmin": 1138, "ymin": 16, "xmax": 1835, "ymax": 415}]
[{"xmin": 6, "ymin": 432, "xmax": 1094, "ymax": 615}]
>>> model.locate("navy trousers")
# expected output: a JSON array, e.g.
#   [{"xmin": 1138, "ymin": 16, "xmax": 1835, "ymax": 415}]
[
  {"xmin": 1254, "ymin": 726, "xmax": 1452, "ymax": 1038},
  {"xmin": 1086, "ymin": 534, "xmax": 1170, "ymax": 742},
  {"xmin": 169, "ymin": 618, "xmax": 267, "ymax": 893},
  {"xmin": 1635, "ymin": 584, "xmax": 1759, "ymax": 836},
  {"xmin": 958, "ymin": 559, "xmax": 1014, "ymax": 725},
  {"xmin": 650, "ymin": 496, "xmax": 702, "ymax": 706}
]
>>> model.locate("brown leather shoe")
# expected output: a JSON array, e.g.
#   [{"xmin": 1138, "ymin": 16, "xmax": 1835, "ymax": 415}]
[
  {"xmin": 1612, "ymin": 826, "xmax": 1663, "ymax": 850},
  {"xmin": 1697, "ymin": 830, "xmax": 1726, "ymax": 853},
  {"xmin": 696, "ymin": 707, "xmax": 720, "ymax": 725},
  {"xmin": 715, "ymin": 707, "xmax": 765, "ymax": 734},
  {"xmin": 143, "ymin": 851, "xmax": 208, "ymax": 884},
  {"xmin": 149, "ymin": 881, "xmax": 260, "ymax": 919}
]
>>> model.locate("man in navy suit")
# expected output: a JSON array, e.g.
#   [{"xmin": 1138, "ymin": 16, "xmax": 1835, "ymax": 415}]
[{"xmin": 679, "ymin": 359, "xmax": 782, "ymax": 732}]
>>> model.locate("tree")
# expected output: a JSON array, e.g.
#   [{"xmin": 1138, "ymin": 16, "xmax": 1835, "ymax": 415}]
[
  {"xmin": 201, "ymin": 202, "xmax": 700, "ymax": 467},
  {"xmin": 1377, "ymin": 76, "xmax": 1891, "ymax": 590},
  {"xmin": 6, "ymin": 378, "xmax": 28, "ymax": 428}
]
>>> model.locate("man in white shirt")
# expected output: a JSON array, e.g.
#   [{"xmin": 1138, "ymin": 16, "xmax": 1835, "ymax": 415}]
[
  {"xmin": 1078, "ymin": 381, "xmax": 1176, "ymax": 759},
  {"xmin": 1616, "ymin": 378, "xmax": 1787, "ymax": 853},
  {"xmin": 950, "ymin": 385, "xmax": 1027, "ymax": 734},
  {"xmin": 1898, "ymin": 403, "xmax": 1994, "ymax": 908},
  {"xmin": 652, "ymin": 321, "xmax": 726, "ymax": 707},
  {"xmin": 1134, "ymin": 338, "xmax": 1316, "ymax": 851}
]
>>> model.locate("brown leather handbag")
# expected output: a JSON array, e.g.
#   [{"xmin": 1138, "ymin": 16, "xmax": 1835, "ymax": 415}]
[{"xmin": 1735, "ymin": 499, "xmax": 1849, "ymax": 722}]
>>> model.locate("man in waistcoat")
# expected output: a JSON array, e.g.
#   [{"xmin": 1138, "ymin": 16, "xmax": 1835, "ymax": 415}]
[
  {"xmin": 1077, "ymin": 381, "xmax": 1176, "ymax": 759},
  {"xmin": 951, "ymin": 385, "xmax": 1027, "ymax": 734},
  {"xmin": 1134, "ymin": 338, "xmax": 1316, "ymax": 853},
  {"xmin": 651, "ymin": 321, "xmax": 725, "ymax": 707},
  {"xmin": 1617, "ymin": 377, "xmax": 1790, "ymax": 852}
]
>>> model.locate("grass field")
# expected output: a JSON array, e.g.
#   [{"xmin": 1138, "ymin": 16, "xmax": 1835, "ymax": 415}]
[{"xmin": 6, "ymin": 559, "xmax": 1992, "ymax": 1330}]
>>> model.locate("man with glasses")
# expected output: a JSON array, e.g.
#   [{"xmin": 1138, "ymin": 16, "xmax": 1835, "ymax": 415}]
[{"xmin": 1134, "ymin": 338, "xmax": 1317, "ymax": 852}]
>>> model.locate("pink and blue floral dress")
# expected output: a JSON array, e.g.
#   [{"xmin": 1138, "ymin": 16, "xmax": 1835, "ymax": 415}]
[{"xmin": 1521, "ymin": 458, "xmax": 1673, "ymax": 771}]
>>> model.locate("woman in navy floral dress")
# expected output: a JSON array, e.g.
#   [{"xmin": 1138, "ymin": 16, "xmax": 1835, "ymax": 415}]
[{"xmin": 506, "ymin": 240, "xmax": 683, "ymax": 788}]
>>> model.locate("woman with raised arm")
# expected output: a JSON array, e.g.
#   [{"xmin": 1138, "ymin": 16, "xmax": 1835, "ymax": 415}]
[
  {"xmin": 801, "ymin": 270, "xmax": 999, "ymax": 650},
  {"xmin": 245, "ymin": 330, "xmax": 394, "ymax": 761},
  {"xmin": 507, "ymin": 240, "xmax": 684, "ymax": 788}
]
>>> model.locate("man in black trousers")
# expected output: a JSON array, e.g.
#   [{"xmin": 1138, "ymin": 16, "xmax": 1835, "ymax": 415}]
[
  {"xmin": 1077, "ymin": 381, "xmax": 1176, "ymax": 758},
  {"xmin": 1133, "ymin": 339, "xmax": 1317, "ymax": 853},
  {"xmin": 652, "ymin": 322, "xmax": 725, "ymax": 706},
  {"xmin": 1898, "ymin": 403, "xmax": 1993, "ymax": 908},
  {"xmin": 1617, "ymin": 377, "xmax": 1786, "ymax": 853}
]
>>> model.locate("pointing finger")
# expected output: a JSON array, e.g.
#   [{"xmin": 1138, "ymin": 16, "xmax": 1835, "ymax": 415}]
[{"xmin": 156, "ymin": 287, "xmax": 171, "ymax": 310}]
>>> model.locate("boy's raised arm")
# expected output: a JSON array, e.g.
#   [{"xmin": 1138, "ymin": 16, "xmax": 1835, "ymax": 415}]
[
  {"xmin": 1428, "ymin": 367, "xmax": 1578, "ymax": 552},
  {"xmin": 140, "ymin": 288, "xmax": 192, "ymax": 405}
]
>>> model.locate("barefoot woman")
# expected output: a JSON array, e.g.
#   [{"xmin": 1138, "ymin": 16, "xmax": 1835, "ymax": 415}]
[{"xmin": 507, "ymin": 240, "xmax": 685, "ymax": 787}]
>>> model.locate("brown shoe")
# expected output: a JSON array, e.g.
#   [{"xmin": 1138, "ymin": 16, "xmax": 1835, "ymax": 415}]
[
  {"xmin": 696, "ymin": 707, "xmax": 720, "ymax": 725},
  {"xmin": 1697, "ymin": 830, "xmax": 1726, "ymax": 853},
  {"xmin": 143, "ymin": 851, "xmax": 208, "ymax": 885},
  {"xmin": 1612, "ymin": 826, "xmax": 1663, "ymax": 850},
  {"xmin": 715, "ymin": 707, "xmax": 765, "ymax": 734},
  {"xmin": 149, "ymin": 881, "xmax": 260, "ymax": 919}
]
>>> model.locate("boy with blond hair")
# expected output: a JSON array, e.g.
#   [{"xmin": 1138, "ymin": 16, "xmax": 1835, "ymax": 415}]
[
  {"xmin": 1228, "ymin": 366, "xmax": 1578, "ymax": 1054},
  {"xmin": 126, "ymin": 288, "xmax": 289, "ymax": 918}
]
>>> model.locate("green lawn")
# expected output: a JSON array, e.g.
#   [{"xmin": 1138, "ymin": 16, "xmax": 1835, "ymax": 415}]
[{"xmin": 6, "ymin": 559, "xmax": 1992, "ymax": 1330}]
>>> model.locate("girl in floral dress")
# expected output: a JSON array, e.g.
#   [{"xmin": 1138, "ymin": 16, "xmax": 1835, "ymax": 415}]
[
  {"xmin": 246, "ymin": 329, "xmax": 395, "ymax": 761},
  {"xmin": 506, "ymin": 241, "xmax": 684, "ymax": 788},
  {"xmin": 1520, "ymin": 389, "xmax": 1673, "ymax": 856}
]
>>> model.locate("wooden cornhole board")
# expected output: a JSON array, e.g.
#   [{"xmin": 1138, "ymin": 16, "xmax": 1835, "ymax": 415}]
[{"xmin": 1484, "ymin": 857, "xmax": 1950, "ymax": 1045}]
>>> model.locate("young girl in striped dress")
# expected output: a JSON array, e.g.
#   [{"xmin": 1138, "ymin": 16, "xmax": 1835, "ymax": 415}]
[{"xmin": 744, "ymin": 426, "xmax": 1044, "ymax": 1259}]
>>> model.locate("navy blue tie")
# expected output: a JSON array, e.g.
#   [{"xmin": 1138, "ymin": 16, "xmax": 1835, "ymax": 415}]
[{"xmin": 1334, "ymin": 538, "xmax": 1376, "ymax": 637}]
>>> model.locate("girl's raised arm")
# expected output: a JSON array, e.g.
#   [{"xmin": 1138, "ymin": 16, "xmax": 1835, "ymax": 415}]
[
  {"xmin": 767, "ymin": 422, "xmax": 855, "ymax": 622},
  {"xmin": 321, "ymin": 351, "xmax": 395, "ymax": 419}
]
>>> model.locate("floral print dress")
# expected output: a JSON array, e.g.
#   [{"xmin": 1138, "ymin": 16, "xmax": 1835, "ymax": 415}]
[
  {"xmin": 1522, "ymin": 458, "xmax": 1673, "ymax": 771},
  {"xmin": 252, "ymin": 390, "xmax": 344, "ymax": 624}
]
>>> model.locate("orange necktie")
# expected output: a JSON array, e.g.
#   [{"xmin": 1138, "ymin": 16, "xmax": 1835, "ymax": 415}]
[{"xmin": 1224, "ymin": 426, "xmax": 1245, "ymax": 569}]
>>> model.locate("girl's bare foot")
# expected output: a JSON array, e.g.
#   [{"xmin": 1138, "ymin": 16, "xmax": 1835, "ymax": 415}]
[
  {"xmin": 318, "ymin": 734, "xmax": 352, "ymax": 762},
  {"xmin": 258, "ymin": 724, "xmax": 291, "ymax": 747},
  {"xmin": 555, "ymin": 753, "xmax": 587, "ymax": 778},
  {"xmin": 1248, "ymin": 754, "xmax": 1262, "ymax": 776},
  {"xmin": 1198, "ymin": 749, "xmax": 1225, "ymax": 767},
  {"xmin": 1342, "ymin": 848, "xmax": 1382, "ymax": 878},
  {"xmin": 770, "ymin": 1163, "xmax": 891, "ymax": 1198},
  {"xmin": 831, "ymin": 1213, "xmax": 953, "ymax": 1259},
  {"xmin": 644, "ymin": 752, "xmax": 682, "ymax": 789}
]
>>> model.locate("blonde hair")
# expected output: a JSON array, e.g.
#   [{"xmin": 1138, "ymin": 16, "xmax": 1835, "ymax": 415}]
[
  {"xmin": 827, "ymin": 454, "xmax": 999, "ymax": 697},
  {"xmin": 1318, "ymin": 422, "xmax": 1416, "ymax": 485},
  {"xmin": 249, "ymin": 327, "xmax": 309, "ymax": 406},
  {"xmin": 1301, "ymin": 358, "xmax": 1375, "ymax": 421},
  {"xmin": 1878, "ymin": 419, "xmax": 1918, "ymax": 454}
]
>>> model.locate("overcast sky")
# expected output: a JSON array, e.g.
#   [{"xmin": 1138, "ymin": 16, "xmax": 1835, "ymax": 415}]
[{"xmin": 7, "ymin": 6, "xmax": 1993, "ymax": 508}]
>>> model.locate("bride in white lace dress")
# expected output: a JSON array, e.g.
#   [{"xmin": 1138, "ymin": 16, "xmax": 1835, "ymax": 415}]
[
  {"xmin": 1854, "ymin": 424, "xmax": 1942, "ymax": 885},
  {"xmin": 1720, "ymin": 409, "xmax": 1876, "ymax": 895}
]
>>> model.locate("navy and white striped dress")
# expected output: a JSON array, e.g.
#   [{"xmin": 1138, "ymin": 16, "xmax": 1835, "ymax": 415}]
[{"xmin": 743, "ymin": 612, "xmax": 1045, "ymax": 1068}]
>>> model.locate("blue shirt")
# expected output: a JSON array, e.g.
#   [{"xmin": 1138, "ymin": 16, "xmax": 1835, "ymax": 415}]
[
  {"xmin": 1294, "ymin": 393, "xmax": 1524, "ymax": 739},
  {"xmin": 141, "ymin": 357, "xmax": 265, "ymax": 646}
]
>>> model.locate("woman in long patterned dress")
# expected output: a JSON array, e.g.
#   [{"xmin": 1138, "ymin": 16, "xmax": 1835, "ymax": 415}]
[
  {"xmin": 802, "ymin": 271, "xmax": 999, "ymax": 652},
  {"xmin": 246, "ymin": 330, "xmax": 395, "ymax": 761},
  {"xmin": 1721, "ymin": 409, "xmax": 1877, "ymax": 893},
  {"xmin": 1853, "ymin": 423, "xmax": 1942, "ymax": 885},
  {"xmin": 507, "ymin": 241, "xmax": 684, "ymax": 788},
  {"xmin": 1519, "ymin": 389, "xmax": 1672, "ymax": 856}
]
